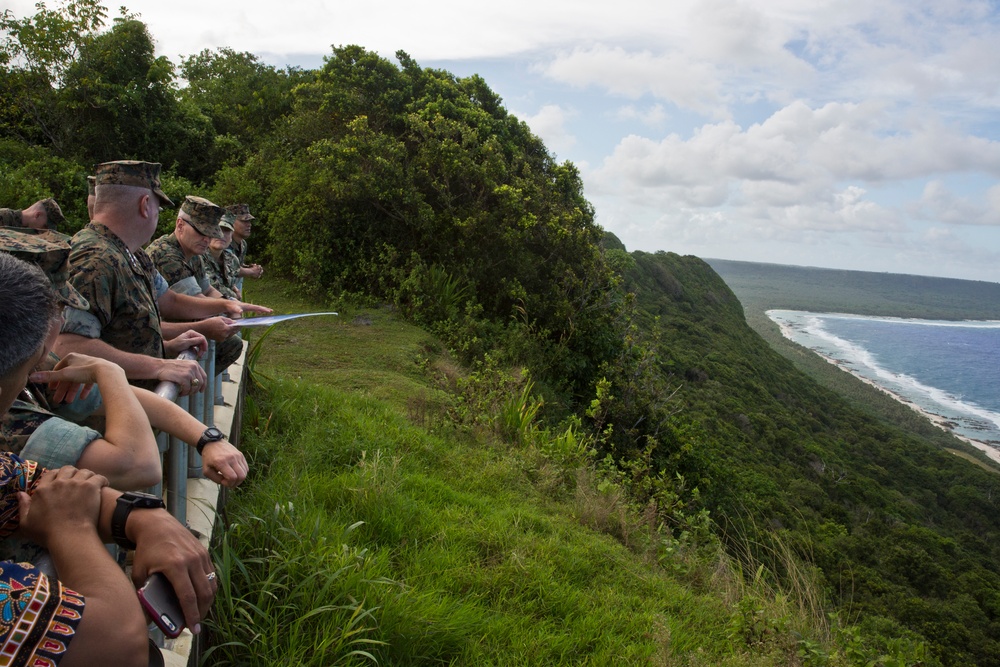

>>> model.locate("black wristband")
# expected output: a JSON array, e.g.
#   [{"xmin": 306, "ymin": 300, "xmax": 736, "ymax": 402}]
[
  {"xmin": 196, "ymin": 427, "xmax": 226, "ymax": 455},
  {"xmin": 111, "ymin": 492, "xmax": 165, "ymax": 550}
]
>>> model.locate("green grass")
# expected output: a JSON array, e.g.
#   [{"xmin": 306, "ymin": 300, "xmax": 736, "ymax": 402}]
[{"xmin": 206, "ymin": 276, "xmax": 856, "ymax": 666}]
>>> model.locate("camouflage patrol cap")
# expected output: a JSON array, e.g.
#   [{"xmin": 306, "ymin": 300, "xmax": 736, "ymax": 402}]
[
  {"xmin": 219, "ymin": 212, "xmax": 235, "ymax": 232},
  {"xmin": 225, "ymin": 203, "xmax": 256, "ymax": 221},
  {"xmin": 0, "ymin": 208, "xmax": 23, "ymax": 227},
  {"xmin": 0, "ymin": 228, "xmax": 89, "ymax": 310},
  {"xmin": 94, "ymin": 160, "xmax": 174, "ymax": 207},
  {"xmin": 39, "ymin": 198, "xmax": 64, "ymax": 229},
  {"xmin": 87, "ymin": 176, "xmax": 96, "ymax": 196},
  {"xmin": 180, "ymin": 196, "xmax": 224, "ymax": 239}
]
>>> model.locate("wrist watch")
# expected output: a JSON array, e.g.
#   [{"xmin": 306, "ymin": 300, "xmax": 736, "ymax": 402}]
[
  {"xmin": 196, "ymin": 427, "xmax": 226, "ymax": 455},
  {"xmin": 111, "ymin": 491, "xmax": 165, "ymax": 550}
]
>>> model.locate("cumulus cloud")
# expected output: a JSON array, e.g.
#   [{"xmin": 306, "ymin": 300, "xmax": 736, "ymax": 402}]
[
  {"xmin": 911, "ymin": 181, "xmax": 1000, "ymax": 226},
  {"xmin": 515, "ymin": 104, "xmax": 578, "ymax": 157},
  {"xmin": 615, "ymin": 104, "xmax": 669, "ymax": 127}
]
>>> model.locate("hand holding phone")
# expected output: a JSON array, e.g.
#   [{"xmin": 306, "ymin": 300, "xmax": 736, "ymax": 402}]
[{"xmin": 138, "ymin": 572, "xmax": 186, "ymax": 638}]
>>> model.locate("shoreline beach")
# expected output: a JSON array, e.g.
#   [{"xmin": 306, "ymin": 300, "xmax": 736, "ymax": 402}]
[{"xmin": 771, "ymin": 315, "xmax": 1000, "ymax": 466}]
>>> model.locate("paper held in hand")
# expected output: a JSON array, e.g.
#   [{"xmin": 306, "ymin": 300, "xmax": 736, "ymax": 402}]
[{"xmin": 231, "ymin": 312, "xmax": 339, "ymax": 328}]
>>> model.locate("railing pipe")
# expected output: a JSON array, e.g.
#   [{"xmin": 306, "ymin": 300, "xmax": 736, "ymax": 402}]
[{"xmin": 153, "ymin": 348, "xmax": 200, "ymax": 522}]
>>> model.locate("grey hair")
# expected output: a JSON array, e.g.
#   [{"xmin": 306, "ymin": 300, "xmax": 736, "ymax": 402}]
[{"xmin": 0, "ymin": 253, "xmax": 57, "ymax": 377}]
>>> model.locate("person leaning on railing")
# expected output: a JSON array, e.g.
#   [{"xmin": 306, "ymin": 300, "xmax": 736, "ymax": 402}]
[
  {"xmin": 0, "ymin": 251, "xmax": 217, "ymax": 665},
  {"xmin": 0, "ymin": 230, "xmax": 161, "ymax": 491},
  {"xmin": 0, "ymin": 229, "xmax": 247, "ymax": 488},
  {"xmin": 53, "ymin": 160, "xmax": 270, "ymax": 396}
]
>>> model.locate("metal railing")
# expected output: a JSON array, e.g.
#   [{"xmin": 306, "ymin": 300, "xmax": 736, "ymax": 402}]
[{"xmin": 151, "ymin": 341, "xmax": 230, "ymax": 525}]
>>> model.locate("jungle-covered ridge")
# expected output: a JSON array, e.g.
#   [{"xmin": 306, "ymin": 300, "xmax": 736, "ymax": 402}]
[
  {"xmin": 707, "ymin": 258, "xmax": 1000, "ymax": 320},
  {"xmin": 3, "ymin": 3, "xmax": 1000, "ymax": 664}
]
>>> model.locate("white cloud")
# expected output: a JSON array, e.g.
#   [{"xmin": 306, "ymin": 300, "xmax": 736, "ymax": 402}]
[
  {"xmin": 539, "ymin": 46, "xmax": 727, "ymax": 115},
  {"xmin": 911, "ymin": 181, "xmax": 1000, "ymax": 226},
  {"xmin": 615, "ymin": 104, "xmax": 668, "ymax": 127},
  {"xmin": 515, "ymin": 104, "xmax": 577, "ymax": 157}
]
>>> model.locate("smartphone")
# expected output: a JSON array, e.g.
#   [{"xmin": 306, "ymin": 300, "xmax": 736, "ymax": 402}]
[{"xmin": 138, "ymin": 572, "xmax": 185, "ymax": 638}]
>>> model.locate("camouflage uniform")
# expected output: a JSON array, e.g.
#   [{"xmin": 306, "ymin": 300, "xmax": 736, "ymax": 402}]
[
  {"xmin": 61, "ymin": 162, "xmax": 171, "ymax": 371},
  {"xmin": 148, "ymin": 197, "xmax": 242, "ymax": 372},
  {"xmin": 0, "ymin": 199, "xmax": 64, "ymax": 230},
  {"xmin": 147, "ymin": 233, "xmax": 212, "ymax": 296},
  {"xmin": 204, "ymin": 250, "xmax": 240, "ymax": 300},
  {"xmin": 229, "ymin": 238, "xmax": 247, "ymax": 265},
  {"xmin": 0, "ymin": 208, "xmax": 23, "ymax": 227},
  {"xmin": 63, "ymin": 223, "xmax": 166, "ymax": 382}
]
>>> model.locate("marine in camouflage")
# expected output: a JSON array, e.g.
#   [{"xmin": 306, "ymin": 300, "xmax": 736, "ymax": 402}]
[
  {"xmin": 63, "ymin": 223, "xmax": 165, "ymax": 363},
  {"xmin": 204, "ymin": 250, "xmax": 240, "ymax": 300},
  {"xmin": 147, "ymin": 233, "xmax": 212, "ymax": 296}
]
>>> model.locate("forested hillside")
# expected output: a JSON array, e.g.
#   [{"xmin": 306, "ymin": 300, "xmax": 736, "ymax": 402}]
[
  {"xmin": 707, "ymin": 258, "xmax": 1000, "ymax": 320},
  {"xmin": 626, "ymin": 251, "xmax": 1000, "ymax": 665},
  {"xmin": 4, "ymin": 3, "xmax": 1000, "ymax": 664}
]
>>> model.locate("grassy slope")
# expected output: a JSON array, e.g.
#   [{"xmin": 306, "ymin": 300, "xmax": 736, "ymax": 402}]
[{"xmin": 209, "ymin": 277, "xmax": 818, "ymax": 666}]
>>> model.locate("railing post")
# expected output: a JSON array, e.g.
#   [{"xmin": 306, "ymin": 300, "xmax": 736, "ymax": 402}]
[
  {"xmin": 153, "ymin": 348, "xmax": 199, "ymax": 523},
  {"xmin": 166, "ymin": 393, "xmax": 188, "ymax": 524},
  {"xmin": 188, "ymin": 342, "xmax": 213, "ymax": 478}
]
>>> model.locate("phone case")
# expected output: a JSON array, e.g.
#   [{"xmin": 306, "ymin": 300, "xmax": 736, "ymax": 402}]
[{"xmin": 137, "ymin": 573, "xmax": 185, "ymax": 638}]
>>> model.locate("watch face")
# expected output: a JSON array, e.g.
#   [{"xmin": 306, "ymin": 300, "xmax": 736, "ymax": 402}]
[
  {"xmin": 204, "ymin": 428, "xmax": 224, "ymax": 441},
  {"xmin": 121, "ymin": 492, "xmax": 165, "ymax": 509}
]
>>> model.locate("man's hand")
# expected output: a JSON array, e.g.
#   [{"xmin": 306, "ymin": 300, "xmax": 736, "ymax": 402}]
[
  {"xmin": 222, "ymin": 301, "xmax": 273, "ymax": 318},
  {"xmin": 29, "ymin": 352, "xmax": 124, "ymax": 404},
  {"xmin": 155, "ymin": 359, "xmax": 208, "ymax": 395},
  {"xmin": 248, "ymin": 263, "xmax": 263, "ymax": 279},
  {"xmin": 16, "ymin": 467, "xmax": 108, "ymax": 545},
  {"xmin": 127, "ymin": 509, "xmax": 217, "ymax": 635},
  {"xmin": 201, "ymin": 439, "xmax": 249, "ymax": 488},
  {"xmin": 165, "ymin": 330, "xmax": 208, "ymax": 358},
  {"xmin": 198, "ymin": 316, "xmax": 238, "ymax": 342}
]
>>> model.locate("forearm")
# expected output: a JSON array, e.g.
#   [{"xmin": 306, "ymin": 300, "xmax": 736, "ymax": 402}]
[
  {"xmin": 92, "ymin": 366, "xmax": 156, "ymax": 451},
  {"xmin": 161, "ymin": 320, "xmax": 200, "ymax": 340},
  {"xmin": 74, "ymin": 366, "xmax": 160, "ymax": 489},
  {"xmin": 46, "ymin": 526, "xmax": 147, "ymax": 666},
  {"xmin": 53, "ymin": 334, "xmax": 164, "ymax": 381},
  {"xmin": 159, "ymin": 289, "xmax": 227, "ymax": 320},
  {"xmin": 133, "ymin": 387, "xmax": 205, "ymax": 445}
]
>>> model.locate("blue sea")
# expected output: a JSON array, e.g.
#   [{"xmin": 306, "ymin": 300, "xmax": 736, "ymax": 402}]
[{"xmin": 767, "ymin": 310, "xmax": 1000, "ymax": 460}]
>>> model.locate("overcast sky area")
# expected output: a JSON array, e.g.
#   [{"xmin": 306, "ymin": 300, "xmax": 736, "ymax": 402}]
[{"xmin": 10, "ymin": 0, "xmax": 1000, "ymax": 282}]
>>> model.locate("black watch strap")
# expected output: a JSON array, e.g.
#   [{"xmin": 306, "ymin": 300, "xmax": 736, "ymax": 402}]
[
  {"xmin": 111, "ymin": 492, "xmax": 165, "ymax": 550},
  {"xmin": 196, "ymin": 427, "xmax": 226, "ymax": 455}
]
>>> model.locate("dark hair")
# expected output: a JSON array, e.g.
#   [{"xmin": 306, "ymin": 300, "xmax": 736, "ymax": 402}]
[{"xmin": 0, "ymin": 253, "xmax": 57, "ymax": 377}]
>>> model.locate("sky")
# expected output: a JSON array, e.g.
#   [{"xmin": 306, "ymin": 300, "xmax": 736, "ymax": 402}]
[{"xmin": 10, "ymin": 0, "xmax": 1000, "ymax": 282}]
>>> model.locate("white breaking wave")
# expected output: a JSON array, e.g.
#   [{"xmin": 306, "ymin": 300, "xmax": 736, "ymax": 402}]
[{"xmin": 767, "ymin": 310, "xmax": 1000, "ymax": 441}]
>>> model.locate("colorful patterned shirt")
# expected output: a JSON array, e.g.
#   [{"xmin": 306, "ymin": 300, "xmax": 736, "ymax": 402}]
[{"xmin": 0, "ymin": 454, "xmax": 86, "ymax": 664}]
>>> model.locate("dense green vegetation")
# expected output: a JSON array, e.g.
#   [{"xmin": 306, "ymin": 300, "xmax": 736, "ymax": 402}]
[
  {"xmin": 707, "ymin": 258, "xmax": 1000, "ymax": 459},
  {"xmin": 706, "ymin": 259, "xmax": 1000, "ymax": 320},
  {"xmin": 5, "ymin": 3, "xmax": 1000, "ymax": 664}
]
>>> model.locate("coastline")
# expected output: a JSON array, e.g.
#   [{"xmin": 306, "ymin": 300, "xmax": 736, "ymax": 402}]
[{"xmin": 771, "ymin": 315, "xmax": 1000, "ymax": 466}]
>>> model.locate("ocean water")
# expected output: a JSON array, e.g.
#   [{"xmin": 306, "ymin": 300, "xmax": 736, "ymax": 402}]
[{"xmin": 767, "ymin": 310, "xmax": 1000, "ymax": 455}]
